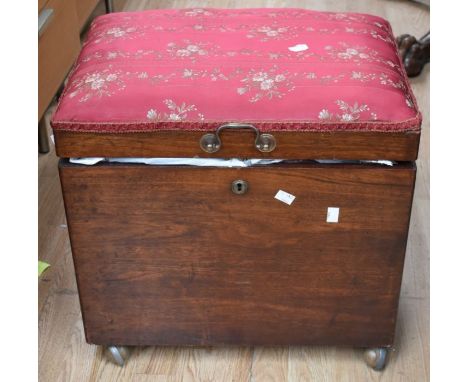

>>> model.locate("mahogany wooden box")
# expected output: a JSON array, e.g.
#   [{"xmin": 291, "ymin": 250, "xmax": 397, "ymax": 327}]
[{"xmin": 51, "ymin": 8, "xmax": 421, "ymax": 369}]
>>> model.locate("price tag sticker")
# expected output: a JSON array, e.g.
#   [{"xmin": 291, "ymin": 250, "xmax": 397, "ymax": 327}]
[
  {"xmin": 275, "ymin": 190, "xmax": 296, "ymax": 205},
  {"xmin": 288, "ymin": 43, "xmax": 309, "ymax": 52},
  {"xmin": 327, "ymin": 207, "xmax": 340, "ymax": 223}
]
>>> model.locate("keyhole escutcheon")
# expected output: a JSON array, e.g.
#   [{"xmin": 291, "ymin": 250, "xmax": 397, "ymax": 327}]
[{"xmin": 231, "ymin": 179, "xmax": 249, "ymax": 195}]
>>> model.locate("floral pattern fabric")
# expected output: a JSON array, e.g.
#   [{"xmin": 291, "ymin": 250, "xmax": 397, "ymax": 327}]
[{"xmin": 52, "ymin": 8, "xmax": 420, "ymax": 133}]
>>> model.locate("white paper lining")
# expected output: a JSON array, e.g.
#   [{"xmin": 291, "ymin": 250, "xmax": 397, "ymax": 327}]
[
  {"xmin": 69, "ymin": 157, "xmax": 283, "ymax": 167},
  {"xmin": 316, "ymin": 159, "xmax": 394, "ymax": 166},
  {"xmin": 69, "ymin": 158, "xmax": 396, "ymax": 167}
]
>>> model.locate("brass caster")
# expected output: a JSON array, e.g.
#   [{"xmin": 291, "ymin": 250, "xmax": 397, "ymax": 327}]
[
  {"xmin": 364, "ymin": 348, "xmax": 389, "ymax": 371},
  {"xmin": 105, "ymin": 346, "xmax": 130, "ymax": 366}
]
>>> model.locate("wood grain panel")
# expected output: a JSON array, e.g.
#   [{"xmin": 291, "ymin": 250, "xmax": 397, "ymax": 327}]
[
  {"xmin": 38, "ymin": 0, "xmax": 49, "ymax": 12},
  {"xmin": 39, "ymin": 0, "xmax": 81, "ymax": 120},
  {"xmin": 54, "ymin": 130, "xmax": 420, "ymax": 161},
  {"xmin": 59, "ymin": 161, "xmax": 415, "ymax": 347},
  {"xmin": 74, "ymin": 0, "xmax": 99, "ymax": 29}
]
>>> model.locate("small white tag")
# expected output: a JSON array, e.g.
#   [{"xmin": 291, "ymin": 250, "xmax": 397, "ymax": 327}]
[
  {"xmin": 288, "ymin": 43, "xmax": 309, "ymax": 52},
  {"xmin": 327, "ymin": 207, "xmax": 340, "ymax": 223},
  {"xmin": 275, "ymin": 190, "xmax": 296, "ymax": 205},
  {"xmin": 50, "ymin": 134, "xmax": 55, "ymax": 145}
]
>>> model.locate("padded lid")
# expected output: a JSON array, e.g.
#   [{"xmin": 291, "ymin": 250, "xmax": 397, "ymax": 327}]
[{"xmin": 51, "ymin": 8, "xmax": 421, "ymax": 160}]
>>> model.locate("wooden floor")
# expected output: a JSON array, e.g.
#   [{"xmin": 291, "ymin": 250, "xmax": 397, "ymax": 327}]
[{"xmin": 39, "ymin": 1, "xmax": 429, "ymax": 380}]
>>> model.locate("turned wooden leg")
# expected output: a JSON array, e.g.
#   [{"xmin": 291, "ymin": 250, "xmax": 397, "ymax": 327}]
[
  {"xmin": 397, "ymin": 32, "xmax": 430, "ymax": 77},
  {"xmin": 38, "ymin": 116, "xmax": 50, "ymax": 154},
  {"xmin": 105, "ymin": 0, "xmax": 114, "ymax": 13}
]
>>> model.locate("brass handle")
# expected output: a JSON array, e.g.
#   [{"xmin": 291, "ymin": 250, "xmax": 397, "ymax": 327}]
[
  {"xmin": 199, "ymin": 123, "xmax": 276, "ymax": 153},
  {"xmin": 38, "ymin": 8, "xmax": 54, "ymax": 37}
]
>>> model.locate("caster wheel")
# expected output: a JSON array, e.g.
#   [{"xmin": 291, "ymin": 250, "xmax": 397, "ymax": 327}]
[
  {"xmin": 364, "ymin": 348, "xmax": 389, "ymax": 371},
  {"xmin": 105, "ymin": 346, "xmax": 130, "ymax": 366}
]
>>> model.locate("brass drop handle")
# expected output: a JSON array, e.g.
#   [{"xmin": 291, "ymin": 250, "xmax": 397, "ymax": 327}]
[{"xmin": 199, "ymin": 123, "xmax": 276, "ymax": 153}]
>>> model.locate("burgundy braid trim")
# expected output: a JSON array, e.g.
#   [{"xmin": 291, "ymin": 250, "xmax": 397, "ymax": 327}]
[{"xmin": 51, "ymin": 113, "xmax": 421, "ymax": 134}]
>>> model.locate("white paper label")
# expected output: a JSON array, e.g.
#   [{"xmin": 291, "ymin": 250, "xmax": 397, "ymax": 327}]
[
  {"xmin": 288, "ymin": 43, "xmax": 309, "ymax": 52},
  {"xmin": 327, "ymin": 207, "xmax": 340, "ymax": 223},
  {"xmin": 275, "ymin": 190, "xmax": 296, "ymax": 205}
]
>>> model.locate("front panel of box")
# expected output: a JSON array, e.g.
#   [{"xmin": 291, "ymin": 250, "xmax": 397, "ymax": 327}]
[{"xmin": 59, "ymin": 162, "xmax": 415, "ymax": 347}]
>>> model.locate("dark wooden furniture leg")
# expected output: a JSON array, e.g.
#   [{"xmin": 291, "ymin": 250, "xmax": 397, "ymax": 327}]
[
  {"xmin": 105, "ymin": 0, "xmax": 114, "ymax": 13},
  {"xmin": 39, "ymin": 116, "xmax": 50, "ymax": 154},
  {"xmin": 397, "ymin": 32, "xmax": 430, "ymax": 77}
]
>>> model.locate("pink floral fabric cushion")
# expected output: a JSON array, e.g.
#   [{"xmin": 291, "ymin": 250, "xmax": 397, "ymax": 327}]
[{"xmin": 51, "ymin": 8, "xmax": 421, "ymax": 133}]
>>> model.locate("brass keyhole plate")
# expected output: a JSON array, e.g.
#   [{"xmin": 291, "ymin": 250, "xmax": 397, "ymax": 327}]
[{"xmin": 231, "ymin": 179, "xmax": 248, "ymax": 195}]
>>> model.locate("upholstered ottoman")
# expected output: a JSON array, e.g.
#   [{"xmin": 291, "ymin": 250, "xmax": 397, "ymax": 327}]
[{"xmin": 52, "ymin": 8, "xmax": 420, "ymax": 370}]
